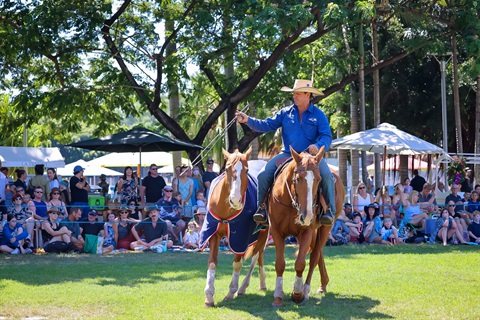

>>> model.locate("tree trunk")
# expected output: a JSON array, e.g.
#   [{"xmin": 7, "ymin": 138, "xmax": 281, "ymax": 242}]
[
  {"xmin": 359, "ymin": 23, "xmax": 367, "ymax": 185},
  {"xmin": 372, "ymin": 21, "xmax": 382, "ymax": 189},
  {"xmin": 451, "ymin": 34, "xmax": 463, "ymax": 153},
  {"xmin": 475, "ymin": 76, "xmax": 480, "ymax": 186}
]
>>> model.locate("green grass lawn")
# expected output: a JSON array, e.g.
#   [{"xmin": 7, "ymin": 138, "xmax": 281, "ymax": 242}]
[{"xmin": 1, "ymin": 244, "xmax": 479, "ymax": 320}]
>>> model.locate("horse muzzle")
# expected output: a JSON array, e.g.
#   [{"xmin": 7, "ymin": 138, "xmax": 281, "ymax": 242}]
[
  {"xmin": 229, "ymin": 198, "xmax": 243, "ymax": 211},
  {"xmin": 298, "ymin": 209, "xmax": 314, "ymax": 226}
]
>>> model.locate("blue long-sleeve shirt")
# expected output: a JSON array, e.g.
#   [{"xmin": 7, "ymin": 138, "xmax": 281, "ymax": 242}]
[
  {"xmin": 1, "ymin": 222, "xmax": 28, "ymax": 247},
  {"xmin": 246, "ymin": 103, "xmax": 332, "ymax": 154}
]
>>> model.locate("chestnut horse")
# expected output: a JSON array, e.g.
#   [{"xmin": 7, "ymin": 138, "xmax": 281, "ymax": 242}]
[
  {"xmin": 268, "ymin": 146, "xmax": 344, "ymax": 307},
  {"xmin": 200, "ymin": 147, "xmax": 269, "ymax": 307}
]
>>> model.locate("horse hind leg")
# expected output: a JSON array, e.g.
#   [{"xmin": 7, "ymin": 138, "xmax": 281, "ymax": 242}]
[
  {"xmin": 238, "ymin": 252, "xmax": 258, "ymax": 295},
  {"xmin": 224, "ymin": 257, "xmax": 243, "ymax": 301}
]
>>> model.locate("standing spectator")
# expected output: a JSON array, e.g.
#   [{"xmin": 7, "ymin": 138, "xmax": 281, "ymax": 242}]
[
  {"xmin": 0, "ymin": 163, "xmax": 9, "ymax": 221},
  {"xmin": 116, "ymin": 166, "xmax": 139, "ymax": 205},
  {"xmin": 0, "ymin": 214, "xmax": 31, "ymax": 254},
  {"xmin": 130, "ymin": 206, "xmax": 172, "ymax": 251},
  {"xmin": 173, "ymin": 166, "xmax": 194, "ymax": 218},
  {"xmin": 59, "ymin": 180, "xmax": 71, "ymax": 208},
  {"xmin": 366, "ymin": 174, "xmax": 374, "ymax": 195},
  {"xmin": 97, "ymin": 174, "xmax": 110, "ymax": 198},
  {"xmin": 47, "ymin": 168, "xmax": 60, "ymax": 192},
  {"xmin": 461, "ymin": 168, "xmax": 473, "ymax": 192},
  {"xmin": 191, "ymin": 165, "xmax": 204, "ymax": 193},
  {"xmin": 171, "ymin": 166, "xmax": 181, "ymax": 190},
  {"xmin": 410, "ymin": 169, "xmax": 426, "ymax": 193},
  {"xmin": 70, "ymin": 165, "xmax": 90, "ymax": 219},
  {"xmin": 140, "ymin": 163, "xmax": 166, "ymax": 206},
  {"xmin": 59, "ymin": 207, "xmax": 84, "ymax": 250},
  {"xmin": 12, "ymin": 169, "xmax": 28, "ymax": 194},
  {"xmin": 30, "ymin": 186, "xmax": 48, "ymax": 221},
  {"xmin": 403, "ymin": 178, "xmax": 413, "ymax": 194},
  {"xmin": 202, "ymin": 158, "xmax": 218, "ymax": 199},
  {"xmin": 27, "ymin": 164, "xmax": 50, "ymax": 201}
]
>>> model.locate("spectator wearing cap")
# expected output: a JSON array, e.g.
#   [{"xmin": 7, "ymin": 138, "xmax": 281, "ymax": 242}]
[
  {"xmin": 156, "ymin": 186, "xmax": 179, "ymax": 213},
  {"xmin": 202, "ymin": 158, "xmax": 218, "ymax": 200},
  {"xmin": 80, "ymin": 209, "xmax": 114, "ymax": 254},
  {"xmin": 70, "ymin": 165, "xmax": 91, "ymax": 219},
  {"xmin": 27, "ymin": 164, "xmax": 50, "ymax": 201},
  {"xmin": 140, "ymin": 163, "xmax": 166, "ymax": 206},
  {"xmin": 130, "ymin": 206, "xmax": 172, "ymax": 251},
  {"xmin": 157, "ymin": 186, "xmax": 185, "ymax": 243}
]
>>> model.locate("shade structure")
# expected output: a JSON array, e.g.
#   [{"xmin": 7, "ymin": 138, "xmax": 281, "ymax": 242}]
[
  {"xmin": 87, "ymin": 152, "xmax": 191, "ymax": 168},
  {"xmin": 366, "ymin": 156, "xmax": 436, "ymax": 171},
  {"xmin": 56, "ymin": 160, "xmax": 123, "ymax": 177},
  {"xmin": 68, "ymin": 127, "xmax": 203, "ymax": 153},
  {"xmin": 330, "ymin": 123, "xmax": 445, "ymax": 155},
  {"xmin": 0, "ymin": 146, "xmax": 65, "ymax": 167}
]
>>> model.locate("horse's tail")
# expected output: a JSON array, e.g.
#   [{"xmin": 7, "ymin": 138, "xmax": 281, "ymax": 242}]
[{"xmin": 243, "ymin": 227, "xmax": 269, "ymax": 260}]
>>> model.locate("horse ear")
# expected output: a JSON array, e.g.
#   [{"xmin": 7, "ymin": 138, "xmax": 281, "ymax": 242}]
[
  {"xmin": 222, "ymin": 148, "xmax": 230, "ymax": 159},
  {"xmin": 244, "ymin": 146, "xmax": 253, "ymax": 160},
  {"xmin": 315, "ymin": 146, "xmax": 325, "ymax": 163},
  {"xmin": 290, "ymin": 146, "xmax": 302, "ymax": 163}
]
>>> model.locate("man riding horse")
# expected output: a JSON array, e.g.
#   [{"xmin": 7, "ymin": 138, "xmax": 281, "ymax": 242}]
[{"xmin": 236, "ymin": 79, "xmax": 335, "ymax": 226}]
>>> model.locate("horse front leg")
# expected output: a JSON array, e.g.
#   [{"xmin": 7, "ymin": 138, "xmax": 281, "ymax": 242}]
[
  {"xmin": 316, "ymin": 225, "xmax": 332, "ymax": 293},
  {"xmin": 272, "ymin": 232, "xmax": 286, "ymax": 308},
  {"xmin": 291, "ymin": 230, "xmax": 311, "ymax": 304},
  {"xmin": 224, "ymin": 255, "xmax": 243, "ymax": 301},
  {"xmin": 204, "ymin": 236, "xmax": 220, "ymax": 307}
]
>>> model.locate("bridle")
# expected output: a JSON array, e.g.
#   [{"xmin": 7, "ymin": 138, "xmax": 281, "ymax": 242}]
[{"xmin": 275, "ymin": 162, "xmax": 320, "ymax": 214}]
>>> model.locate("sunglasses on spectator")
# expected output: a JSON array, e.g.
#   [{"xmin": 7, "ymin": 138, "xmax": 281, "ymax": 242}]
[
  {"xmin": 151, "ymin": 167, "xmax": 158, "ymax": 171},
  {"xmin": 359, "ymin": 187, "xmax": 366, "ymax": 189},
  {"xmin": 52, "ymin": 192, "xmax": 60, "ymax": 195},
  {"xmin": 35, "ymin": 191, "xmax": 43, "ymax": 193},
  {"xmin": 50, "ymin": 212, "xmax": 58, "ymax": 215},
  {"xmin": 164, "ymin": 190, "xmax": 173, "ymax": 192},
  {"xmin": 120, "ymin": 211, "xmax": 129, "ymax": 214},
  {"xmin": 17, "ymin": 189, "xmax": 24, "ymax": 192},
  {"xmin": 14, "ymin": 197, "xmax": 22, "ymax": 201}
]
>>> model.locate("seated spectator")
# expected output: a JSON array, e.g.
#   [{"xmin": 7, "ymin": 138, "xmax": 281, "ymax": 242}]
[
  {"xmin": 434, "ymin": 208, "xmax": 468, "ymax": 245},
  {"xmin": 401, "ymin": 190, "xmax": 429, "ymax": 230},
  {"xmin": 380, "ymin": 218, "xmax": 401, "ymax": 244},
  {"xmin": 193, "ymin": 206, "xmax": 207, "ymax": 232},
  {"xmin": 183, "ymin": 221, "xmax": 200, "ymax": 250},
  {"xmin": 156, "ymin": 185, "xmax": 179, "ymax": 212},
  {"xmin": 103, "ymin": 211, "xmax": 116, "ymax": 249},
  {"xmin": 130, "ymin": 206, "xmax": 172, "ymax": 251},
  {"xmin": 81, "ymin": 209, "xmax": 114, "ymax": 254},
  {"xmin": 361, "ymin": 203, "xmax": 383, "ymax": 244},
  {"xmin": 375, "ymin": 186, "xmax": 395, "ymax": 225},
  {"xmin": 353, "ymin": 182, "xmax": 374, "ymax": 217},
  {"xmin": 0, "ymin": 214, "xmax": 31, "ymax": 254},
  {"xmin": 445, "ymin": 184, "xmax": 464, "ymax": 214},
  {"xmin": 446, "ymin": 200, "xmax": 468, "ymax": 238},
  {"xmin": 418, "ymin": 183, "xmax": 437, "ymax": 215},
  {"xmin": 126, "ymin": 200, "xmax": 142, "ymax": 222},
  {"xmin": 392, "ymin": 183, "xmax": 407, "ymax": 222},
  {"xmin": 403, "ymin": 178, "xmax": 413, "ymax": 194},
  {"xmin": 7, "ymin": 193, "xmax": 34, "ymax": 243},
  {"xmin": 345, "ymin": 213, "xmax": 363, "ymax": 237},
  {"xmin": 325, "ymin": 232, "xmax": 349, "ymax": 246},
  {"xmin": 465, "ymin": 191, "xmax": 480, "ymax": 214},
  {"xmin": 114, "ymin": 207, "xmax": 136, "ymax": 250},
  {"xmin": 331, "ymin": 203, "xmax": 351, "ymax": 237},
  {"xmin": 467, "ymin": 211, "xmax": 480, "ymax": 243},
  {"xmin": 59, "ymin": 207, "xmax": 84, "ymax": 251},
  {"xmin": 47, "ymin": 187, "xmax": 68, "ymax": 220},
  {"xmin": 159, "ymin": 204, "xmax": 186, "ymax": 244},
  {"xmin": 41, "ymin": 207, "xmax": 76, "ymax": 253},
  {"xmin": 195, "ymin": 190, "xmax": 206, "ymax": 210}
]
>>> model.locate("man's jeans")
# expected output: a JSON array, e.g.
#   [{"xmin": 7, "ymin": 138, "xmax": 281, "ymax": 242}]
[
  {"xmin": 332, "ymin": 219, "xmax": 350, "ymax": 235},
  {"xmin": 257, "ymin": 152, "xmax": 336, "ymax": 214}
]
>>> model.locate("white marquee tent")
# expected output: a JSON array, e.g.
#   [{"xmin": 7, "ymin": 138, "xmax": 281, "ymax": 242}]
[{"xmin": 0, "ymin": 146, "xmax": 65, "ymax": 167}]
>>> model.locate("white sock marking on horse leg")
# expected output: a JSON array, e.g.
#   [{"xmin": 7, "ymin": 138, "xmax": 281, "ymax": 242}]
[
  {"xmin": 228, "ymin": 260, "xmax": 242, "ymax": 295},
  {"xmin": 204, "ymin": 264, "xmax": 216, "ymax": 297},
  {"xmin": 274, "ymin": 277, "xmax": 284, "ymax": 299},
  {"xmin": 293, "ymin": 276, "xmax": 304, "ymax": 294},
  {"xmin": 305, "ymin": 171, "xmax": 314, "ymax": 225},
  {"xmin": 303, "ymin": 284, "xmax": 311, "ymax": 300}
]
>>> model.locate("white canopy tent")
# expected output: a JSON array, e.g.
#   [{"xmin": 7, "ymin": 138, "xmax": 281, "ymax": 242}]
[
  {"xmin": 56, "ymin": 160, "xmax": 123, "ymax": 177},
  {"xmin": 87, "ymin": 151, "xmax": 190, "ymax": 168},
  {"xmin": 0, "ymin": 146, "xmax": 65, "ymax": 167}
]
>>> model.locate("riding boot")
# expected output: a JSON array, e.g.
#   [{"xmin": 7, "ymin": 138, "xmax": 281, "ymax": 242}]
[
  {"xmin": 319, "ymin": 208, "xmax": 334, "ymax": 226},
  {"xmin": 253, "ymin": 203, "xmax": 268, "ymax": 225}
]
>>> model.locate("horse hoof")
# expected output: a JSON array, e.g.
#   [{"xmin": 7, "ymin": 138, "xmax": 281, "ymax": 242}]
[
  {"xmin": 272, "ymin": 297, "xmax": 283, "ymax": 308},
  {"xmin": 316, "ymin": 286, "xmax": 327, "ymax": 294},
  {"xmin": 291, "ymin": 291, "xmax": 305, "ymax": 304},
  {"xmin": 237, "ymin": 291, "xmax": 245, "ymax": 296},
  {"xmin": 204, "ymin": 301, "xmax": 215, "ymax": 308},
  {"xmin": 259, "ymin": 286, "xmax": 267, "ymax": 291},
  {"xmin": 223, "ymin": 293, "xmax": 234, "ymax": 301}
]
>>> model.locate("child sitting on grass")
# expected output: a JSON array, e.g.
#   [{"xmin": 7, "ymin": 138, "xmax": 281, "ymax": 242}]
[
  {"xmin": 467, "ymin": 210, "xmax": 480, "ymax": 243},
  {"xmin": 183, "ymin": 221, "xmax": 200, "ymax": 250},
  {"xmin": 380, "ymin": 218, "xmax": 401, "ymax": 245}
]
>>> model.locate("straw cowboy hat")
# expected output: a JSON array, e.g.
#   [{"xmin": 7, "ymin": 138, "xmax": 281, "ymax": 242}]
[{"xmin": 281, "ymin": 79, "xmax": 324, "ymax": 97}]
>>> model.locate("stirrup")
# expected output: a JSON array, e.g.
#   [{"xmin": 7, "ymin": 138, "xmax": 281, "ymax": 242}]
[
  {"xmin": 253, "ymin": 204, "xmax": 268, "ymax": 224},
  {"xmin": 319, "ymin": 208, "xmax": 334, "ymax": 226}
]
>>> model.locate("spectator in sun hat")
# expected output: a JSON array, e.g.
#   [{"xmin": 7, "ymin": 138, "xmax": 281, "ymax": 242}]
[
  {"xmin": 130, "ymin": 205, "xmax": 172, "ymax": 251},
  {"xmin": 202, "ymin": 158, "xmax": 218, "ymax": 199},
  {"xmin": 70, "ymin": 165, "xmax": 90, "ymax": 219},
  {"xmin": 193, "ymin": 206, "xmax": 207, "ymax": 232}
]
